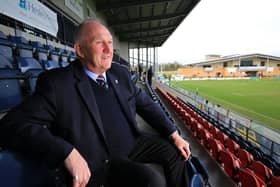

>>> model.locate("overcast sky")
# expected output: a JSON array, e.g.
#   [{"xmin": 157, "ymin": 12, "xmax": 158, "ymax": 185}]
[{"xmin": 158, "ymin": 0, "xmax": 280, "ymax": 64}]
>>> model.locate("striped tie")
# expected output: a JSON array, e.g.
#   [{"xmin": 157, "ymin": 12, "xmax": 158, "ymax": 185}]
[{"xmin": 96, "ymin": 75, "xmax": 107, "ymax": 88}]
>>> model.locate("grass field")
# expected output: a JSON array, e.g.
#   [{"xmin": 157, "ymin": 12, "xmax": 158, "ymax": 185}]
[{"xmin": 171, "ymin": 79, "xmax": 280, "ymax": 131}]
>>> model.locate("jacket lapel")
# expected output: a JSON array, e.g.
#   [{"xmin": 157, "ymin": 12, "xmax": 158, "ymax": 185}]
[{"xmin": 73, "ymin": 62, "xmax": 109, "ymax": 148}]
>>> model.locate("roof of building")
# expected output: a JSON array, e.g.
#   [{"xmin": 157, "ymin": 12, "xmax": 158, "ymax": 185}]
[
  {"xmin": 95, "ymin": 0, "xmax": 200, "ymax": 47},
  {"xmin": 192, "ymin": 53, "xmax": 280, "ymax": 66}
]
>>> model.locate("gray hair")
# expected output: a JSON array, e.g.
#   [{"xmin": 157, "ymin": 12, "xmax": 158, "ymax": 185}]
[{"xmin": 74, "ymin": 19, "xmax": 100, "ymax": 44}]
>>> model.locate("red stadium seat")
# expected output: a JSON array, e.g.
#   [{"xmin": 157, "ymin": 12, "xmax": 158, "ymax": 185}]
[
  {"xmin": 197, "ymin": 128, "xmax": 212, "ymax": 148},
  {"xmin": 208, "ymin": 138, "xmax": 225, "ymax": 161},
  {"xmin": 251, "ymin": 160, "xmax": 272, "ymax": 183},
  {"xmin": 271, "ymin": 176, "xmax": 280, "ymax": 187},
  {"xmin": 237, "ymin": 148, "xmax": 254, "ymax": 168},
  {"xmin": 216, "ymin": 130, "xmax": 228, "ymax": 144},
  {"xmin": 225, "ymin": 138, "xmax": 240, "ymax": 154},
  {"xmin": 219, "ymin": 150, "xmax": 241, "ymax": 179},
  {"xmin": 209, "ymin": 125, "xmax": 219, "ymax": 136},
  {"xmin": 238, "ymin": 168, "xmax": 266, "ymax": 187}
]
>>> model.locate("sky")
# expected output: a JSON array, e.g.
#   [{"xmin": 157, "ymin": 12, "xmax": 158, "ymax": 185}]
[{"xmin": 158, "ymin": 0, "xmax": 280, "ymax": 64}]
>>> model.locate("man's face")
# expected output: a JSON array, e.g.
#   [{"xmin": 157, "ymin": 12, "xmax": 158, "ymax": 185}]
[{"xmin": 76, "ymin": 22, "xmax": 113, "ymax": 74}]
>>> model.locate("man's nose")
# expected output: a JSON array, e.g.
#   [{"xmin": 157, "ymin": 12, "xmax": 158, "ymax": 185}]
[{"xmin": 103, "ymin": 43, "xmax": 111, "ymax": 53}]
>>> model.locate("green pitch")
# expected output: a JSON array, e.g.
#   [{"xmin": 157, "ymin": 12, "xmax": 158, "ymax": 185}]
[{"xmin": 171, "ymin": 79, "xmax": 280, "ymax": 131}]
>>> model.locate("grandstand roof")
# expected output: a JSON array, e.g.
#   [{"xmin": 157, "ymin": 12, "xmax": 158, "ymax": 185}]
[
  {"xmin": 95, "ymin": 0, "xmax": 200, "ymax": 47},
  {"xmin": 192, "ymin": 53, "xmax": 280, "ymax": 66}
]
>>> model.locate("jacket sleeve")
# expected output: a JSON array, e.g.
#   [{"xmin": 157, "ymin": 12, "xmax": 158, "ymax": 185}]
[
  {"xmin": 134, "ymin": 85, "xmax": 177, "ymax": 137},
  {"xmin": 0, "ymin": 72, "xmax": 73, "ymax": 168}
]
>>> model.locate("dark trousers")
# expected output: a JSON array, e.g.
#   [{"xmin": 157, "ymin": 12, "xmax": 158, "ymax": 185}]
[{"xmin": 107, "ymin": 135, "xmax": 189, "ymax": 187}]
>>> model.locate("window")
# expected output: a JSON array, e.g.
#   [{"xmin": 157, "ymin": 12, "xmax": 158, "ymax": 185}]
[
  {"xmin": 240, "ymin": 60, "xmax": 253, "ymax": 66},
  {"xmin": 223, "ymin": 62, "xmax": 228, "ymax": 67},
  {"xmin": 261, "ymin": 61, "xmax": 265, "ymax": 66},
  {"xmin": 203, "ymin": 65, "xmax": 211, "ymax": 68}
]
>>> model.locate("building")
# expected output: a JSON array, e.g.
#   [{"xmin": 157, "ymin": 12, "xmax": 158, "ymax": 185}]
[{"xmin": 177, "ymin": 53, "xmax": 280, "ymax": 78}]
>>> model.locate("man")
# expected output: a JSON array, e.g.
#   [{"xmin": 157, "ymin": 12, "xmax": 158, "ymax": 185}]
[
  {"xmin": 147, "ymin": 66, "xmax": 153, "ymax": 86},
  {"xmin": 0, "ymin": 20, "xmax": 191, "ymax": 187},
  {"xmin": 138, "ymin": 63, "xmax": 143, "ymax": 81}
]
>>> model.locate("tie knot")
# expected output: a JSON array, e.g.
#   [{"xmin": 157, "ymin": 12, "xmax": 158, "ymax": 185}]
[{"xmin": 96, "ymin": 75, "xmax": 106, "ymax": 87}]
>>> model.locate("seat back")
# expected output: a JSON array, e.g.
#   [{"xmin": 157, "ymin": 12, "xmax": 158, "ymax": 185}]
[
  {"xmin": 17, "ymin": 57, "xmax": 42, "ymax": 73},
  {"xmin": 225, "ymin": 139, "xmax": 240, "ymax": 154},
  {"xmin": 271, "ymin": 176, "xmax": 280, "ymax": 187},
  {"xmin": 0, "ymin": 69, "xmax": 23, "ymax": 112},
  {"xmin": 186, "ymin": 160, "xmax": 205, "ymax": 187},
  {"xmin": 0, "ymin": 150, "xmax": 55, "ymax": 187},
  {"xmin": 43, "ymin": 60, "xmax": 60, "ymax": 70},
  {"xmin": 0, "ymin": 55, "xmax": 13, "ymax": 69},
  {"xmin": 237, "ymin": 148, "xmax": 253, "ymax": 167},
  {"xmin": 219, "ymin": 150, "xmax": 240, "ymax": 178},
  {"xmin": 24, "ymin": 69, "xmax": 44, "ymax": 93},
  {"xmin": 190, "ymin": 156, "xmax": 209, "ymax": 185},
  {"xmin": 239, "ymin": 168, "xmax": 265, "ymax": 187},
  {"xmin": 208, "ymin": 138, "xmax": 224, "ymax": 161},
  {"xmin": 251, "ymin": 160, "xmax": 272, "ymax": 182}
]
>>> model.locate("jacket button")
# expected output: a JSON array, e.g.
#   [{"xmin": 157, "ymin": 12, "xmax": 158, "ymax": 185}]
[{"xmin": 104, "ymin": 159, "xmax": 109, "ymax": 164}]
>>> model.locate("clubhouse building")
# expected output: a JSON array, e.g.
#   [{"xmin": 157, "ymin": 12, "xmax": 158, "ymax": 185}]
[{"xmin": 177, "ymin": 53, "xmax": 280, "ymax": 78}]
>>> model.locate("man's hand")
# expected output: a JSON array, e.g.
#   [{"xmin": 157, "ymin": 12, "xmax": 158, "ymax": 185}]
[
  {"xmin": 64, "ymin": 148, "xmax": 91, "ymax": 187},
  {"xmin": 170, "ymin": 131, "xmax": 191, "ymax": 160}
]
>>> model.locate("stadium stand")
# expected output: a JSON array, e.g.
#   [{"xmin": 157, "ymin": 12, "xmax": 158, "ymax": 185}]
[{"xmin": 156, "ymin": 88, "xmax": 280, "ymax": 186}]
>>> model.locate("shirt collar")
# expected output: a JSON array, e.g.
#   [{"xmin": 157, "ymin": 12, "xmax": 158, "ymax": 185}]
[{"xmin": 83, "ymin": 67, "xmax": 107, "ymax": 83}]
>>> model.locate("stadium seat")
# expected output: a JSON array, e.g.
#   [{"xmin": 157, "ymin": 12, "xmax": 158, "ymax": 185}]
[
  {"xmin": 186, "ymin": 159, "xmax": 204, "ymax": 187},
  {"xmin": 190, "ymin": 156, "xmax": 209, "ymax": 186},
  {"xmin": 238, "ymin": 168, "xmax": 266, "ymax": 187},
  {"xmin": 31, "ymin": 41, "xmax": 49, "ymax": 63},
  {"xmin": 208, "ymin": 138, "xmax": 225, "ymax": 161},
  {"xmin": 10, "ymin": 36, "xmax": 29, "ymax": 45},
  {"xmin": 0, "ymin": 44, "xmax": 14, "ymax": 67},
  {"xmin": 271, "ymin": 176, "xmax": 280, "ymax": 187},
  {"xmin": 225, "ymin": 138, "xmax": 240, "ymax": 154},
  {"xmin": 24, "ymin": 69, "xmax": 44, "ymax": 93},
  {"xmin": 0, "ymin": 31, "xmax": 8, "ymax": 41},
  {"xmin": 237, "ymin": 148, "xmax": 254, "ymax": 167},
  {"xmin": 0, "ymin": 150, "xmax": 56, "ymax": 187},
  {"xmin": 216, "ymin": 130, "xmax": 228, "ymax": 144},
  {"xmin": 261, "ymin": 154, "xmax": 280, "ymax": 176},
  {"xmin": 251, "ymin": 160, "xmax": 272, "ymax": 183},
  {"xmin": 219, "ymin": 150, "xmax": 240, "ymax": 179},
  {"xmin": 17, "ymin": 57, "xmax": 42, "ymax": 73},
  {"xmin": 197, "ymin": 128, "xmax": 212, "ymax": 148},
  {"xmin": 0, "ymin": 69, "xmax": 23, "ymax": 112},
  {"xmin": 0, "ymin": 55, "xmax": 13, "ymax": 69},
  {"xmin": 42, "ymin": 60, "xmax": 60, "ymax": 70}
]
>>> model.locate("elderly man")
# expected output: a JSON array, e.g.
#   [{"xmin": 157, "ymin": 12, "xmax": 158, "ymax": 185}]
[{"xmin": 0, "ymin": 20, "xmax": 191, "ymax": 187}]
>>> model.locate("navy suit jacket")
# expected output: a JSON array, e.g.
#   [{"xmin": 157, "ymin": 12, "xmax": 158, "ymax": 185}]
[{"xmin": 0, "ymin": 60, "xmax": 176, "ymax": 185}]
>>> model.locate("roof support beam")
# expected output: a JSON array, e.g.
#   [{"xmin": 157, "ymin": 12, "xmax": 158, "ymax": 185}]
[
  {"xmin": 115, "ymin": 24, "xmax": 177, "ymax": 35},
  {"xmin": 121, "ymin": 33, "xmax": 170, "ymax": 41},
  {"xmin": 97, "ymin": 0, "xmax": 176, "ymax": 11},
  {"xmin": 110, "ymin": 12, "xmax": 186, "ymax": 26}
]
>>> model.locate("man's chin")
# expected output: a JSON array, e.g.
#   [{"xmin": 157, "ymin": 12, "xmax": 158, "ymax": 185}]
[{"xmin": 104, "ymin": 62, "xmax": 112, "ymax": 70}]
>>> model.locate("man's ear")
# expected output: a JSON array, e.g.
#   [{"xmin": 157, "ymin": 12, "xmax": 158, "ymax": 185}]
[{"xmin": 74, "ymin": 43, "xmax": 84, "ymax": 58}]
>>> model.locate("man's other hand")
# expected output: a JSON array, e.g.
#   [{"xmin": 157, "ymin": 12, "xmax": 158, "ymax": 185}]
[
  {"xmin": 64, "ymin": 148, "xmax": 91, "ymax": 187},
  {"xmin": 170, "ymin": 131, "xmax": 191, "ymax": 160}
]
